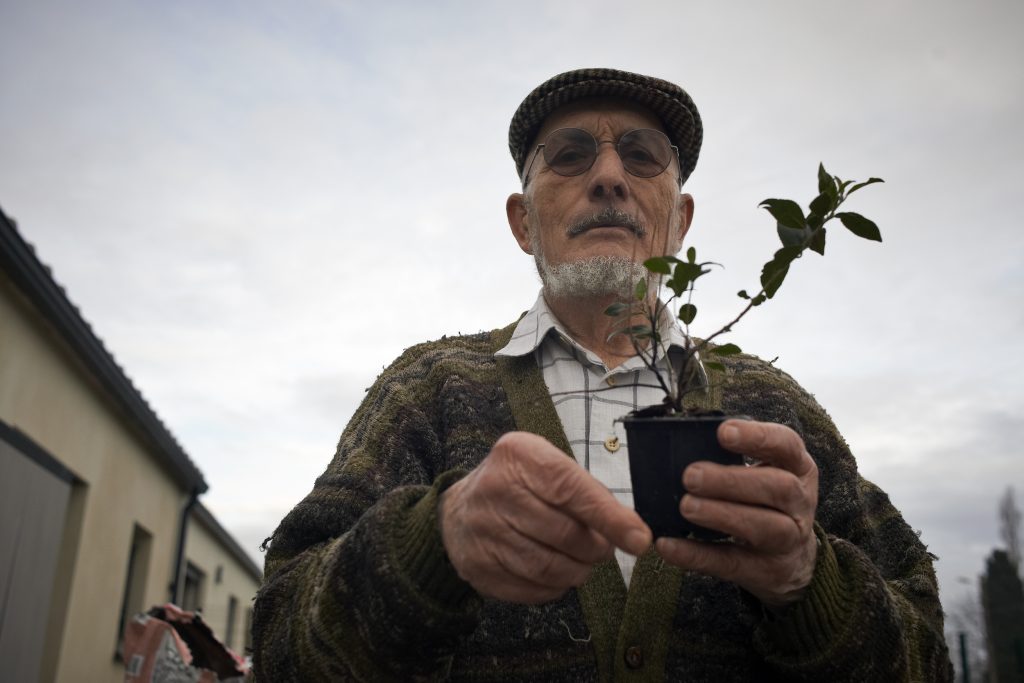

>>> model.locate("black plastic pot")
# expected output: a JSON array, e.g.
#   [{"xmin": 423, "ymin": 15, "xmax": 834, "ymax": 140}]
[{"xmin": 623, "ymin": 413, "xmax": 744, "ymax": 540}]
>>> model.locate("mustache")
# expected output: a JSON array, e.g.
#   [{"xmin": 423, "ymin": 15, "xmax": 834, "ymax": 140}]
[{"xmin": 567, "ymin": 207, "xmax": 647, "ymax": 238}]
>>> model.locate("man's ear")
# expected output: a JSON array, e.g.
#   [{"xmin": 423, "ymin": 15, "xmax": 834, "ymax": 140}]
[
  {"xmin": 506, "ymin": 193, "xmax": 534, "ymax": 254},
  {"xmin": 670, "ymin": 193, "xmax": 695, "ymax": 253}
]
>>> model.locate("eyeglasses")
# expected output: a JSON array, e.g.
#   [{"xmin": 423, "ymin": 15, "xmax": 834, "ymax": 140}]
[{"xmin": 523, "ymin": 127, "xmax": 679, "ymax": 187}]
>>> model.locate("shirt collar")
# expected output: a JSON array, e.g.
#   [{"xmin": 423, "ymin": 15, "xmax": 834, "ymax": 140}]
[
  {"xmin": 495, "ymin": 290, "xmax": 690, "ymax": 360},
  {"xmin": 494, "ymin": 292, "xmax": 563, "ymax": 358}
]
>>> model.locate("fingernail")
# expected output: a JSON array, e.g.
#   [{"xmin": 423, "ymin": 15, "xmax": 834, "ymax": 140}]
[
  {"xmin": 682, "ymin": 495, "xmax": 701, "ymax": 515},
  {"xmin": 684, "ymin": 465, "xmax": 703, "ymax": 490},
  {"xmin": 721, "ymin": 424, "xmax": 740, "ymax": 446}
]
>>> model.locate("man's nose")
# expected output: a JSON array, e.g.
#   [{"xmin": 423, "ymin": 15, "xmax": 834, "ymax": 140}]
[{"xmin": 586, "ymin": 143, "xmax": 629, "ymax": 201}]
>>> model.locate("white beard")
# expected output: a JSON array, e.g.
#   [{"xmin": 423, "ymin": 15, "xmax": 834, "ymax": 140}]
[{"xmin": 530, "ymin": 231, "xmax": 650, "ymax": 299}]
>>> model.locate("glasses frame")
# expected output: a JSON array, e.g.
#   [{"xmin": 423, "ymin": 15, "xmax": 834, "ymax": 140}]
[{"xmin": 522, "ymin": 127, "xmax": 681, "ymax": 189}]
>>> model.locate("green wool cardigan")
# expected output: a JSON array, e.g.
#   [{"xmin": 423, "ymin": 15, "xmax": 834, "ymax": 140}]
[{"xmin": 253, "ymin": 322, "xmax": 953, "ymax": 682}]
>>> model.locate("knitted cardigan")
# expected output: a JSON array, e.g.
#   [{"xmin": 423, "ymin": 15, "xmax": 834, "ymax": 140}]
[{"xmin": 253, "ymin": 322, "xmax": 952, "ymax": 682}]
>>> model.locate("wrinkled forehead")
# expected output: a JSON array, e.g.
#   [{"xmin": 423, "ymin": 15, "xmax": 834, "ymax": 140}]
[{"xmin": 531, "ymin": 97, "xmax": 668, "ymax": 148}]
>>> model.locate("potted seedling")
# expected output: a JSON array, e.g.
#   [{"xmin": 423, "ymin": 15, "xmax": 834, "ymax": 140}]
[{"xmin": 606, "ymin": 164, "xmax": 883, "ymax": 539}]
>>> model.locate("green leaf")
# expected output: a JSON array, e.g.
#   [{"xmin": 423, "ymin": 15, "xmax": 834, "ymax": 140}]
[
  {"xmin": 665, "ymin": 277, "xmax": 686, "ymax": 298},
  {"xmin": 759, "ymin": 198, "xmax": 806, "ymax": 231},
  {"xmin": 604, "ymin": 302, "xmax": 628, "ymax": 317},
  {"xmin": 824, "ymin": 176, "xmax": 839, "ymax": 202},
  {"xmin": 643, "ymin": 257, "xmax": 672, "ymax": 274},
  {"xmin": 836, "ymin": 212, "xmax": 882, "ymax": 242},
  {"xmin": 686, "ymin": 246, "xmax": 696, "ymax": 263},
  {"xmin": 809, "ymin": 226, "xmax": 827, "ymax": 255},
  {"xmin": 847, "ymin": 177, "xmax": 884, "ymax": 195},
  {"xmin": 675, "ymin": 261, "xmax": 706, "ymax": 280},
  {"xmin": 634, "ymin": 278, "xmax": 648, "ymax": 300},
  {"xmin": 806, "ymin": 212, "xmax": 823, "ymax": 230},
  {"xmin": 809, "ymin": 191, "xmax": 834, "ymax": 218},
  {"xmin": 777, "ymin": 222, "xmax": 806, "ymax": 247},
  {"xmin": 819, "ymin": 168, "xmax": 839, "ymax": 204},
  {"xmin": 668, "ymin": 261, "xmax": 706, "ymax": 296},
  {"xmin": 779, "ymin": 244, "xmax": 803, "ymax": 261},
  {"xmin": 703, "ymin": 361, "xmax": 726, "ymax": 373},
  {"xmin": 760, "ymin": 262, "xmax": 790, "ymax": 298},
  {"xmin": 678, "ymin": 303, "xmax": 697, "ymax": 325},
  {"xmin": 737, "ymin": 290, "xmax": 750, "ymax": 299},
  {"xmin": 760, "ymin": 245, "xmax": 801, "ymax": 298},
  {"xmin": 709, "ymin": 343, "xmax": 742, "ymax": 356}
]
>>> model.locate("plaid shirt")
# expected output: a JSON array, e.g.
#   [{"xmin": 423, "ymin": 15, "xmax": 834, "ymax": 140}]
[{"xmin": 495, "ymin": 292, "xmax": 688, "ymax": 585}]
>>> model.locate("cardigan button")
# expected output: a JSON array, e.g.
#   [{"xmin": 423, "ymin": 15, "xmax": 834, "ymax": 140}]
[{"xmin": 624, "ymin": 645, "xmax": 643, "ymax": 669}]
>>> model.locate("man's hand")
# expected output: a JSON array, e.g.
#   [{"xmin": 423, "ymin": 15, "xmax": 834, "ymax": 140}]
[
  {"xmin": 655, "ymin": 419, "xmax": 819, "ymax": 608},
  {"xmin": 440, "ymin": 431, "xmax": 652, "ymax": 604}
]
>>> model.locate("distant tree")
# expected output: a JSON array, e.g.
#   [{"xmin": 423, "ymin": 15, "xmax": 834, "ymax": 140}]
[
  {"xmin": 999, "ymin": 487, "xmax": 1022, "ymax": 571},
  {"xmin": 948, "ymin": 487, "xmax": 1024, "ymax": 681},
  {"xmin": 981, "ymin": 549, "xmax": 1024, "ymax": 682}
]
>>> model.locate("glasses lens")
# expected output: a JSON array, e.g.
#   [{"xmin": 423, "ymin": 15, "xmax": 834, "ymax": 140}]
[
  {"xmin": 542, "ymin": 128, "xmax": 597, "ymax": 176},
  {"xmin": 618, "ymin": 129, "xmax": 674, "ymax": 178}
]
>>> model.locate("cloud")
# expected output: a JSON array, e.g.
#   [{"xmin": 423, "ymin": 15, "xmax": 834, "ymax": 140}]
[
  {"xmin": 853, "ymin": 409, "xmax": 1024, "ymax": 604},
  {"xmin": 2, "ymin": 0, "xmax": 1022, "ymax": 615}
]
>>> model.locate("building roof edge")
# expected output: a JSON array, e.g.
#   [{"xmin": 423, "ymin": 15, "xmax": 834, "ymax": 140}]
[{"xmin": 0, "ymin": 205, "xmax": 208, "ymax": 494}]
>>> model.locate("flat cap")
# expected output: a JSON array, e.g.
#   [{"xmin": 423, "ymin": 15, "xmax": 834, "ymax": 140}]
[{"xmin": 508, "ymin": 68, "xmax": 703, "ymax": 185}]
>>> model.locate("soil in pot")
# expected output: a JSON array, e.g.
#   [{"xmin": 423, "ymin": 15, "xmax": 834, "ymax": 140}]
[{"xmin": 623, "ymin": 412, "xmax": 745, "ymax": 540}]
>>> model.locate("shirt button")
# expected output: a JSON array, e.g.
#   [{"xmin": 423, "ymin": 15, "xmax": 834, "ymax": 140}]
[
  {"xmin": 604, "ymin": 436, "xmax": 620, "ymax": 453},
  {"xmin": 606, "ymin": 375, "xmax": 617, "ymax": 386},
  {"xmin": 624, "ymin": 645, "xmax": 643, "ymax": 669}
]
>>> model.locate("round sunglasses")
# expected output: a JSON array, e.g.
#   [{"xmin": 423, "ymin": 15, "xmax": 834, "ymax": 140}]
[{"xmin": 523, "ymin": 127, "xmax": 679, "ymax": 186}]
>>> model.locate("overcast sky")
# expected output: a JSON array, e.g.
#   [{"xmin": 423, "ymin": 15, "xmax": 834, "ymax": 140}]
[{"xmin": 2, "ymin": 0, "xmax": 1021, "ymax": 627}]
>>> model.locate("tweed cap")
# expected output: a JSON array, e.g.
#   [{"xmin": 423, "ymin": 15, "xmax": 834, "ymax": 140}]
[{"xmin": 509, "ymin": 68, "xmax": 703, "ymax": 185}]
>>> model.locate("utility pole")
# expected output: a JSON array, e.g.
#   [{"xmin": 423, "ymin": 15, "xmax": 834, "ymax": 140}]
[{"xmin": 959, "ymin": 631, "xmax": 970, "ymax": 683}]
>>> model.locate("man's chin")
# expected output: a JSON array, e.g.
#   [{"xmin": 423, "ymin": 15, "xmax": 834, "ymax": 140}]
[{"xmin": 536, "ymin": 255, "xmax": 649, "ymax": 299}]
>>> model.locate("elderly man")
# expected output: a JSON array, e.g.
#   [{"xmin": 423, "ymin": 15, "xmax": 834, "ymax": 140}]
[{"xmin": 253, "ymin": 68, "xmax": 951, "ymax": 681}]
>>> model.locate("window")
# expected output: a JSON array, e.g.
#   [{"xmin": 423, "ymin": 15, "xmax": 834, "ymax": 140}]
[
  {"xmin": 181, "ymin": 562, "xmax": 205, "ymax": 613},
  {"xmin": 225, "ymin": 595, "xmax": 238, "ymax": 649},
  {"xmin": 116, "ymin": 524, "xmax": 152, "ymax": 657}
]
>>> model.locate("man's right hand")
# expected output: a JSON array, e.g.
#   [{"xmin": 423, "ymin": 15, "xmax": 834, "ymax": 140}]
[{"xmin": 439, "ymin": 431, "xmax": 652, "ymax": 604}]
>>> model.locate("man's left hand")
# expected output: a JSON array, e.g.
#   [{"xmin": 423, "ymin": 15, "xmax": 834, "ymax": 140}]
[{"xmin": 654, "ymin": 419, "xmax": 819, "ymax": 608}]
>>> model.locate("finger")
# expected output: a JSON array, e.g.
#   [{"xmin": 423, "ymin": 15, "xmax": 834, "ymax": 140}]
[
  {"xmin": 718, "ymin": 420, "xmax": 814, "ymax": 476},
  {"xmin": 503, "ymin": 499, "xmax": 615, "ymax": 565},
  {"xmin": 684, "ymin": 462, "xmax": 815, "ymax": 517},
  {"xmin": 491, "ymin": 526, "xmax": 597, "ymax": 588},
  {"xmin": 679, "ymin": 494, "xmax": 803, "ymax": 550},
  {"xmin": 446, "ymin": 512, "xmax": 595, "ymax": 597},
  {"xmin": 512, "ymin": 434, "xmax": 652, "ymax": 555},
  {"xmin": 480, "ymin": 484, "xmax": 613, "ymax": 568},
  {"xmin": 465, "ymin": 450, "xmax": 615, "ymax": 564},
  {"xmin": 655, "ymin": 534, "xmax": 817, "ymax": 608},
  {"xmin": 655, "ymin": 536, "xmax": 749, "ymax": 585}
]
